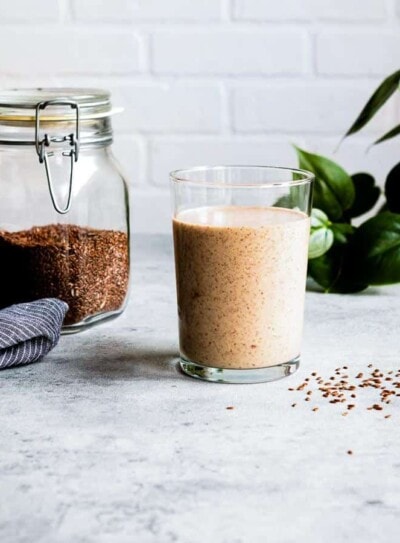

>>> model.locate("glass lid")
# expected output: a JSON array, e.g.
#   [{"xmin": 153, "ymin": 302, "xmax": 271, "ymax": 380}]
[{"xmin": 0, "ymin": 88, "xmax": 117, "ymax": 121}]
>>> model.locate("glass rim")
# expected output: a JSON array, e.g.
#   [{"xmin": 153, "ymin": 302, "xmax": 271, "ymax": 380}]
[{"xmin": 169, "ymin": 165, "xmax": 314, "ymax": 188}]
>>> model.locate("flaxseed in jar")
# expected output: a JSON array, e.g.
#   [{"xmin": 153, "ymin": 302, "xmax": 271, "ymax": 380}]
[{"xmin": 0, "ymin": 89, "xmax": 130, "ymax": 332}]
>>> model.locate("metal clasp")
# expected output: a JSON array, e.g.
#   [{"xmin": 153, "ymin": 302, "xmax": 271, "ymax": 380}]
[{"xmin": 35, "ymin": 99, "xmax": 80, "ymax": 215}]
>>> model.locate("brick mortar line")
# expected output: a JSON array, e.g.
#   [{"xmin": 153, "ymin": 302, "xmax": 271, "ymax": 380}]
[
  {"xmin": 0, "ymin": 22, "xmax": 394, "ymax": 31},
  {"xmin": 119, "ymin": 133, "xmax": 382, "ymax": 141},
  {"xmin": 1, "ymin": 75, "xmax": 388, "ymax": 87},
  {"xmin": 112, "ymin": 128, "xmax": 390, "ymax": 136}
]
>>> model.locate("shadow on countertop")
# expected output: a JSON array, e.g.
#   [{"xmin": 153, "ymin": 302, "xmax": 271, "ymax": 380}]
[
  {"xmin": 64, "ymin": 339, "xmax": 180, "ymax": 382},
  {"xmin": 0, "ymin": 340, "xmax": 183, "ymax": 388}
]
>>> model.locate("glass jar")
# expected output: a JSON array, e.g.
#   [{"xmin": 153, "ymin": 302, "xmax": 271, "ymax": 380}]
[{"xmin": 0, "ymin": 88, "xmax": 130, "ymax": 333}]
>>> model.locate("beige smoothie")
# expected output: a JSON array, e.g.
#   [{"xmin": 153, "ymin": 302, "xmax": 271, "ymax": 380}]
[{"xmin": 173, "ymin": 206, "xmax": 310, "ymax": 369}]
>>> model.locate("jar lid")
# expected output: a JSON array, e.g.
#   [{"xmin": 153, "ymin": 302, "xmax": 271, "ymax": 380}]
[
  {"xmin": 0, "ymin": 87, "xmax": 118, "ymax": 121},
  {"xmin": 0, "ymin": 88, "xmax": 120, "ymax": 215}
]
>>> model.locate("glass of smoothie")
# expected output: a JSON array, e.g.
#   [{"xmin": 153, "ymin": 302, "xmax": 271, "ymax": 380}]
[{"xmin": 171, "ymin": 166, "xmax": 313, "ymax": 384}]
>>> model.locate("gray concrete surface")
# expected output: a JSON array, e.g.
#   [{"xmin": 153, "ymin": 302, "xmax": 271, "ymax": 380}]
[{"xmin": 0, "ymin": 235, "xmax": 399, "ymax": 543}]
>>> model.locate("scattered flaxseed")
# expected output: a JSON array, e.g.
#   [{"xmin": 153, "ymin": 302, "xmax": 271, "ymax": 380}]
[
  {"xmin": 226, "ymin": 406, "xmax": 234, "ymax": 410},
  {"xmin": 347, "ymin": 450, "xmax": 353, "ymax": 455},
  {"xmin": 384, "ymin": 414, "xmax": 391, "ymax": 419},
  {"xmin": 288, "ymin": 365, "xmax": 399, "ymax": 421},
  {"xmin": 291, "ymin": 403, "xmax": 296, "ymax": 408}
]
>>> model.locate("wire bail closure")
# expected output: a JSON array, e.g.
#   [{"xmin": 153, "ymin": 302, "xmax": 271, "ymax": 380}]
[{"xmin": 35, "ymin": 99, "xmax": 80, "ymax": 215}]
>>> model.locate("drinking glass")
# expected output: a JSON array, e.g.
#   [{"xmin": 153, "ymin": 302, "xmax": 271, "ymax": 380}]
[{"xmin": 171, "ymin": 166, "xmax": 313, "ymax": 384}]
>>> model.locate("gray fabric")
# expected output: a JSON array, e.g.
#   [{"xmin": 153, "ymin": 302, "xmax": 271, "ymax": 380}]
[{"xmin": 0, "ymin": 299, "xmax": 68, "ymax": 370}]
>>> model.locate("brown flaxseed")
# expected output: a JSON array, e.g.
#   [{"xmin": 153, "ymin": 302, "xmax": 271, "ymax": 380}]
[
  {"xmin": 289, "ymin": 365, "xmax": 398, "ymax": 421},
  {"xmin": 0, "ymin": 224, "xmax": 129, "ymax": 325}
]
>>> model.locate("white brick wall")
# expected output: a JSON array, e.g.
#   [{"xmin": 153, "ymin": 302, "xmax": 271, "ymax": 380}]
[
  {"xmin": 0, "ymin": 29, "xmax": 142, "ymax": 75},
  {"xmin": 152, "ymin": 30, "xmax": 308, "ymax": 75},
  {"xmin": 316, "ymin": 31, "xmax": 400, "ymax": 76},
  {"xmin": 111, "ymin": 84, "xmax": 222, "ymax": 133},
  {"xmin": 234, "ymin": 0, "xmax": 387, "ymax": 22},
  {"xmin": 232, "ymin": 82, "xmax": 397, "ymax": 133},
  {"xmin": 73, "ymin": 0, "xmax": 221, "ymax": 22},
  {"xmin": 0, "ymin": 0, "xmax": 399, "ymax": 232},
  {"xmin": 0, "ymin": 0, "xmax": 59, "ymax": 21}
]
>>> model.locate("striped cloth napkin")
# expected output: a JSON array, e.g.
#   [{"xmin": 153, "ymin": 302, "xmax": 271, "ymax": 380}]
[{"xmin": 0, "ymin": 298, "xmax": 68, "ymax": 370}]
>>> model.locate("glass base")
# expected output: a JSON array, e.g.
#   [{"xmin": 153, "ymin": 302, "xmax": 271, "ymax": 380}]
[
  {"xmin": 61, "ymin": 307, "xmax": 125, "ymax": 335},
  {"xmin": 179, "ymin": 356, "xmax": 300, "ymax": 384}
]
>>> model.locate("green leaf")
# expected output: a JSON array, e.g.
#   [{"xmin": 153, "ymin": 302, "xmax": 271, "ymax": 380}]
[
  {"xmin": 344, "ymin": 70, "xmax": 400, "ymax": 138},
  {"xmin": 295, "ymin": 146, "xmax": 355, "ymax": 220},
  {"xmin": 350, "ymin": 212, "xmax": 400, "ymax": 285},
  {"xmin": 345, "ymin": 173, "xmax": 380, "ymax": 219},
  {"xmin": 385, "ymin": 162, "xmax": 400, "ymax": 214},
  {"xmin": 308, "ymin": 246, "xmax": 342, "ymax": 291},
  {"xmin": 379, "ymin": 202, "xmax": 389, "ymax": 213},
  {"xmin": 308, "ymin": 243, "xmax": 367, "ymax": 293},
  {"xmin": 310, "ymin": 208, "xmax": 330, "ymax": 228},
  {"xmin": 273, "ymin": 194, "xmax": 293, "ymax": 208},
  {"xmin": 308, "ymin": 208, "xmax": 333, "ymax": 259},
  {"xmin": 309, "ymin": 227, "xmax": 334, "ymax": 260},
  {"xmin": 331, "ymin": 223, "xmax": 355, "ymax": 244},
  {"xmin": 372, "ymin": 123, "xmax": 400, "ymax": 146}
]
